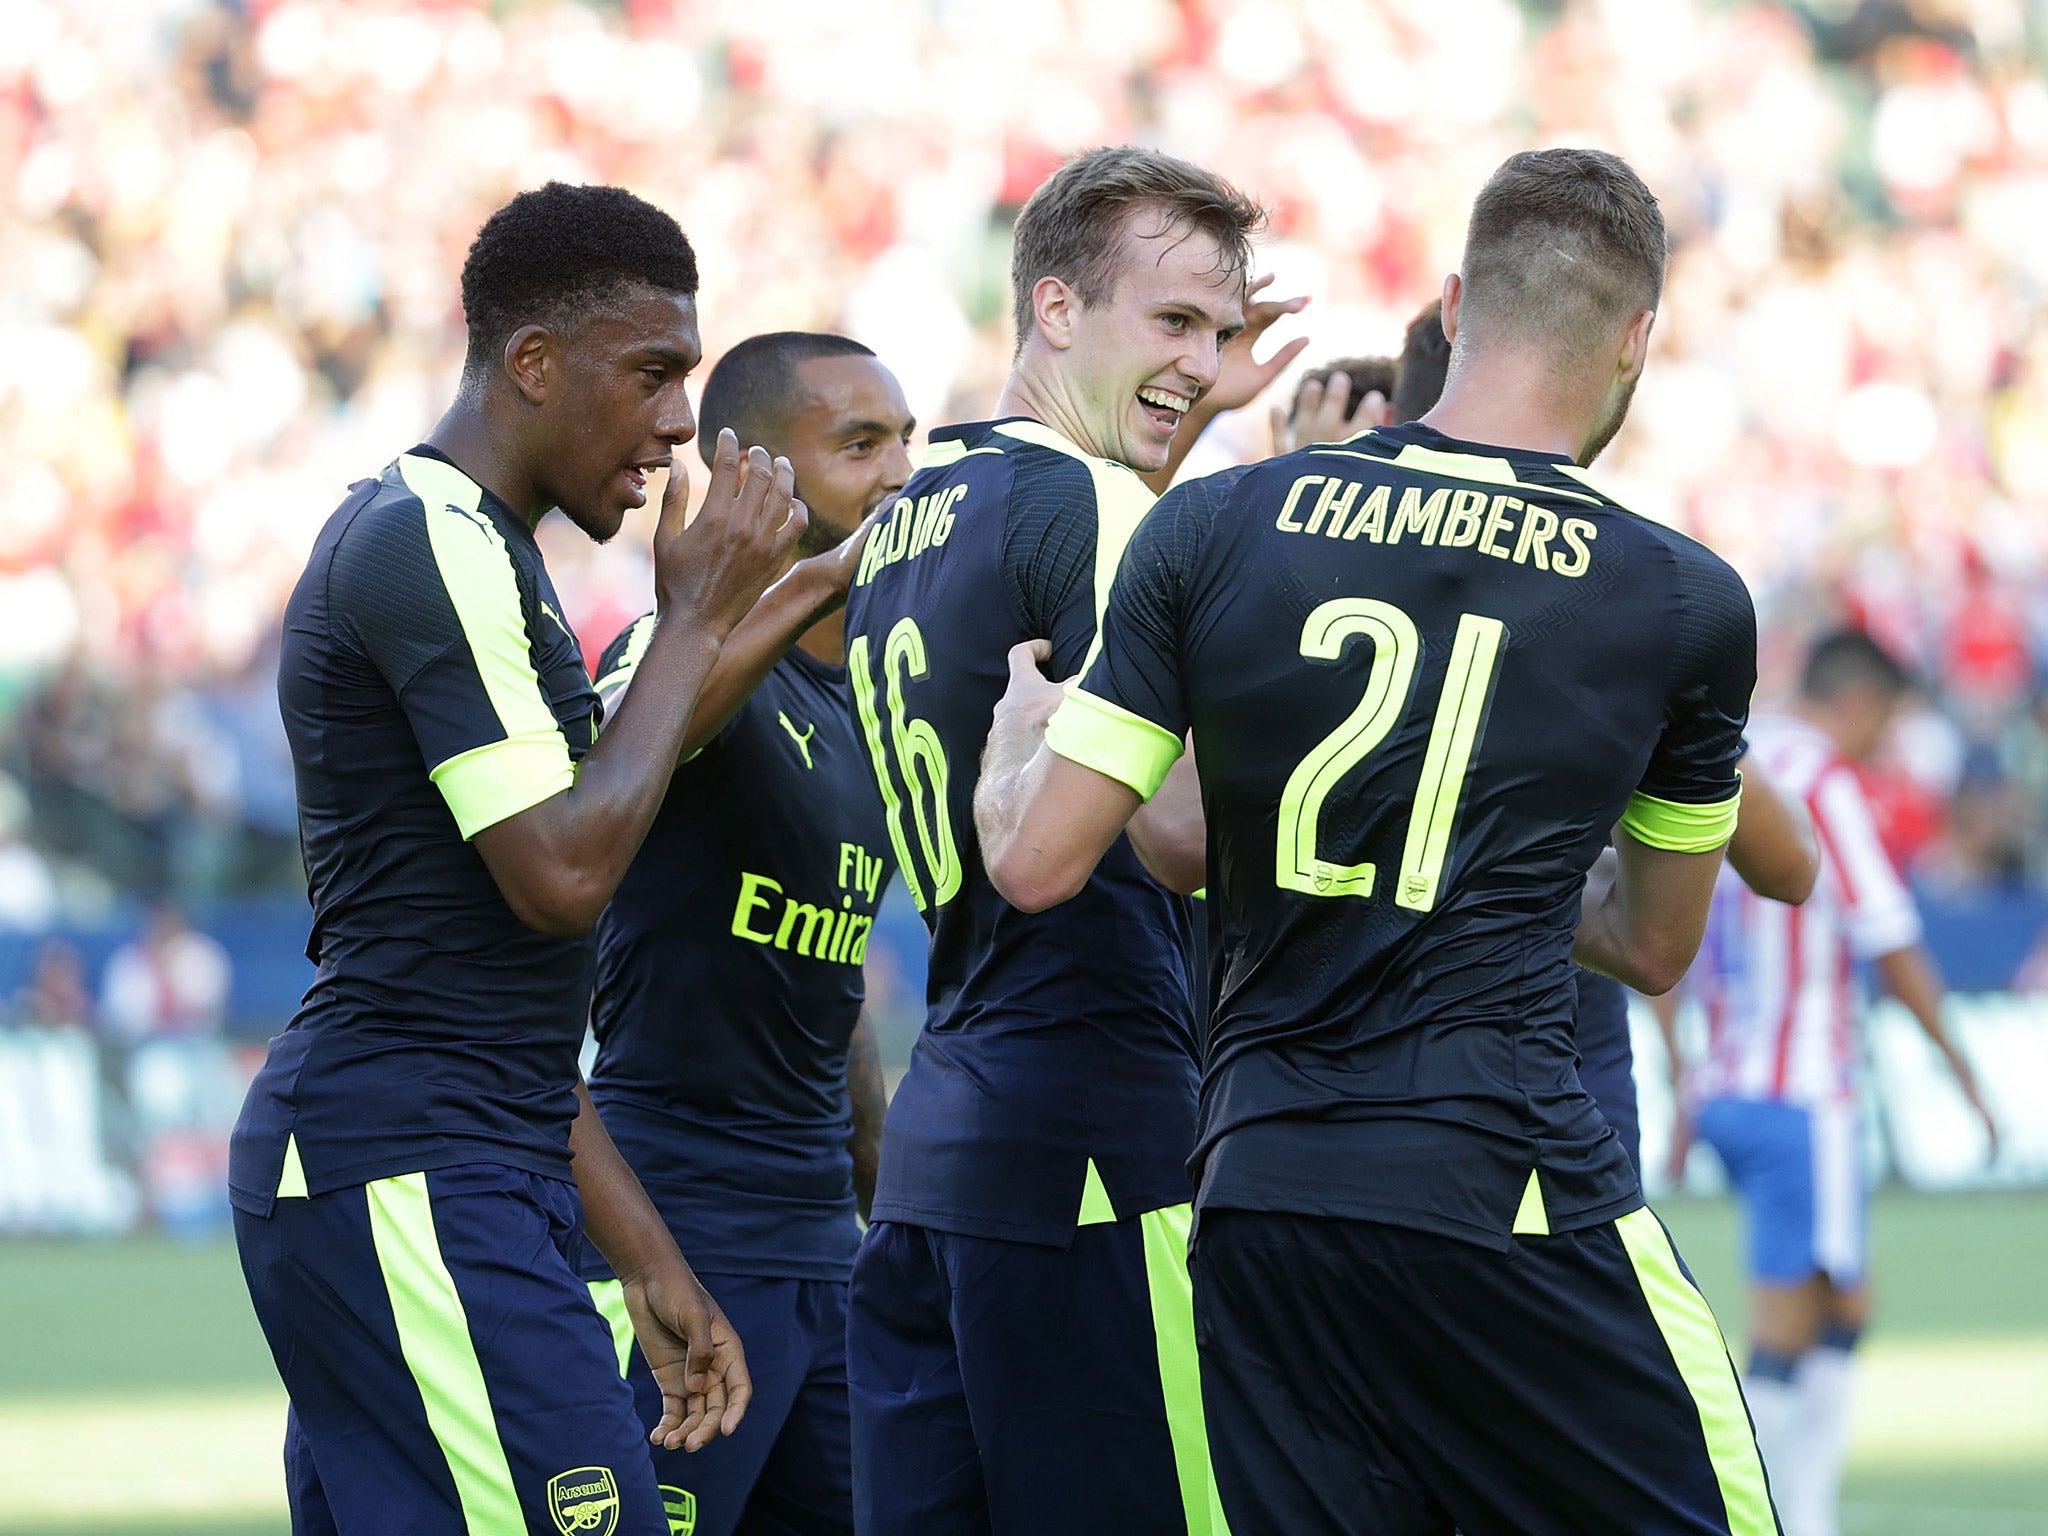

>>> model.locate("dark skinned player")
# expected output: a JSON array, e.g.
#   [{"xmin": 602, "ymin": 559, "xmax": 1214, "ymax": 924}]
[{"xmin": 231, "ymin": 183, "xmax": 808, "ymax": 1536}]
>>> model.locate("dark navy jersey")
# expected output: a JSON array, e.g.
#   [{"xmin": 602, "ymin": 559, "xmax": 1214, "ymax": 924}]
[
  {"xmin": 583, "ymin": 614, "xmax": 893, "ymax": 1281},
  {"xmin": 231, "ymin": 446, "xmax": 599, "ymax": 1216},
  {"xmin": 841, "ymin": 418, "xmax": 1198, "ymax": 1246},
  {"xmin": 1049, "ymin": 422, "xmax": 1754, "ymax": 1249}
]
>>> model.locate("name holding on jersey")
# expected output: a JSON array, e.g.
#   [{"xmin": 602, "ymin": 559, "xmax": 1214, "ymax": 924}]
[
  {"xmin": 1273, "ymin": 472, "xmax": 1598, "ymax": 576},
  {"xmin": 854, "ymin": 482, "xmax": 967, "ymax": 585},
  {"xmin": 730, "ymin": 842, "xmax": 886, "ymax": 965}
]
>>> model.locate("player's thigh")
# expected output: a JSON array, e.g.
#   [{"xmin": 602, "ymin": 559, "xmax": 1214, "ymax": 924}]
[
  {"xmin": 589, "ymin": 1272, "xmax": 808, "ymax": 1536},
  {"xmin": 1192, "ymin": 1209, "xmax": 1455, "ymax": 1536},
  {"xmin": 846, "ymin": 1222, "xmax": 989, "ymax": 1536},
  {"xmin": 942, "ymin": 1218, "xmax": 1196, "ymax": 1536},
  {"xmin": 1363, "ymin": 1210, "xmax": 1778, "ymax": 1536},
  {"xmin": 1807, "ymin": 1100, "xmax": 1868, "ymax": 1286},
  {"xmin": 235, "ymin": 1165, "xmax": 670, "ymax": 1536},
  {"xmin": 1696, "ymin": 1098, "xmax": 1819, "ymax": 1285},
  {"xmin": 734, "ymin": 1280, "xmax": 854, "ymax": 1536},
  {"xmin": 284, "ymin": 1406, "xmax": 342, "ymax": 1536}
]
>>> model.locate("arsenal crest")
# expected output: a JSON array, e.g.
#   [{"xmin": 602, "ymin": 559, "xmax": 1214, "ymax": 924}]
[{"xmin": 547, "ymin": 1466, "xmax": 620, "ymax": 1536}]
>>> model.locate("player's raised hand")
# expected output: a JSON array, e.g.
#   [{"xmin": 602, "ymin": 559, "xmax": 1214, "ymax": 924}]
[
  {"xmin": 1270, "ymin": 370, "xmax": 1388, "ymax": 456},
  {"xmin": 786, "ymin": 504, "xmax": 883, "ymax": 613},
  {"xmin": 1204, "ymin": 273, "xmax": 1310, "ymax": 414},
  {"xmin": 627, "ymin": 1264, "xmax": 753, "ymax": 1453},
  {"xmin": 655, "ymin": 427, "xmax": 809, "ymax": 637}
]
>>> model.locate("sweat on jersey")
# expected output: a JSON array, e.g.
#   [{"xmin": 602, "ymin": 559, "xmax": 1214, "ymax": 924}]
[
  {"xmin": 1046, "ymin": 422, "xmax": 1757, "ymax": 1250},
  {"xmin": 582, "ymin": 615, "xmax": 894, "ymax": 1281},
  {"xmin": 1689, "ymin": 713, "xmax": 1922, "ymax": 1108},
  {"xmin": 231, "ymin": 447, "xmax": 599, "ymax": 1216},
  {"xmin": 841, "ymin": 418, "xmax": 1198, "ymax": 1247}
]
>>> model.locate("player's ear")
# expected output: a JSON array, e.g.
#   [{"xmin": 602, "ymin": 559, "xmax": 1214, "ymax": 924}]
[
  {"xmin": 1439, "ymin": 273, "xmax": 1463, "ymax": 344},
  {"xmin": 1032, "ymin": 276, "xmax": 1080, "ymax": 353},
  {"xmin": 1619, "ymin": 308, "xmax": 1655, "ymax": 383},
  {"xmin": 504, "ymin": 324, "xmax": 553, "ymax": 406}
]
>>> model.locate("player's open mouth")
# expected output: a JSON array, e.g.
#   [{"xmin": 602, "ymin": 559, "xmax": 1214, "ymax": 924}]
[
  {"xmin": 622, "ymin": 459, "xmax": 668, "ymax": 506},
  {"xmin": 1137, "ymin": 386, "xmax": 1191, "ymax": 435}
]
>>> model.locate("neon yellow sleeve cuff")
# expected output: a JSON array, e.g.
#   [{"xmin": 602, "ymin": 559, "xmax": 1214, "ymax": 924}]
[
  {"xmin": 430, "ymin": 731, "xmax": 575, "ymax": 839},
  {"xmin": 1621, "ymin": 782, "xmax": 1742, "ymax": 853},
  {"xmin": 1044, "ymin": 686, "xmax": 1184, "ymax": 801}
]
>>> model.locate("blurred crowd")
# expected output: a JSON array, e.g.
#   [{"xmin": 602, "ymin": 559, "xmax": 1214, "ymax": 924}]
[{"xmin": 3, "ymin": 0, "xmax": 2048, "ymax": 929}]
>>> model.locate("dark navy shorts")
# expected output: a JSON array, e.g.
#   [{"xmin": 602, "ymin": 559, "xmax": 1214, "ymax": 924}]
[
  {"xmin": 1193, "ymin": 1207, "xmax": 1781, "ymax": 1536},
  {"xmin": 846, "ymin": 1211, "xmax": 1225, "ymax": 1536},
  {"xmin": 1576, "ymin": 967, "xmax": 1642, "ymax": 1175},
  {"xmin": 582, "ymin": 1270, "xmax": 852, "ymax": 1536},
  {"xmin": 234, "ymin": 1162, "xmax": 670, "ymax": 1536}
]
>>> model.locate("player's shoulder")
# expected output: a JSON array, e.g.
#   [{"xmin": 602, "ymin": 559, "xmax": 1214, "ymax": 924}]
[{"xmin": 594, "ymin": 611, "xmax": 658, "ymax": 694}]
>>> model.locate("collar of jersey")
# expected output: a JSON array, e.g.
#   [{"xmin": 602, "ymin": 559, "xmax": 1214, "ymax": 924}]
[{"xmin": 401, "ymin": 443, "xmax": 530, "ymax": 540}]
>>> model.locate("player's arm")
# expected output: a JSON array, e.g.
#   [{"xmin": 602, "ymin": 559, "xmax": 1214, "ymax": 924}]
[
  {"xmin": 977, "ymin": 642, "xmax": 1149, "ymax": 910},
  {"xmin": 671, "ymin": 512, "xmax": 877, "ymax": 759},
  {"xmin": 1577, "ymin": 540, "xmax": 1757, "ymax": 994},
  {"xmin": 1645, "ymin": 983, "xmax": 1694, "ymax": 1184},
  {"xmin": 1727, "ymin": 754, "xmax": 1819, "ymax": 905},
  {"xmin": 1126, "ymin": 743, "xmax": 1206, "ymax": 894},
  {"xmin": 569, "ymin": 1079, "xmax": 751, "ymax": 1452},
  {"xmin": 1872, "ymin": 944, "xmax": 1997, "ymax": 1158},
  {"xmin": 1138, "ymin": 274, "xmax": 1308, "ymax": 494},
  {"xmin": 845, "ymin": 1011, "xmax": 886, "ymax": 1222},
  {"xmin": 1574, "ymin": 828, "xmax": 1728, "ymax": 995},
  {"xmin": 471, "ymin": 435, "xmax": 805, "ymax": 937}
]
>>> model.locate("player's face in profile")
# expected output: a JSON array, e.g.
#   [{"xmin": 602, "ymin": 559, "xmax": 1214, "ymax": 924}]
[
  {"xmin": 780, "ymin": 356, "xmax": 917, "ymax": 556},
  {"xmin": 1066, "ymin": 215, "xmax": 1246, "ymax": 472},
  {"xmin": 539, "ymin": 288, "xmax": 701, "ymax": 542}
]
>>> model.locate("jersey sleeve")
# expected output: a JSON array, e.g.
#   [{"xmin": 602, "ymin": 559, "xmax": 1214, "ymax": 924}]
[
  {"xmin": 1620, "ymin": 538, "xmax": 1757, "ymax": 853},
  {"xmin": 1045, "ymin": 474, "xmax": 1226, "ymax": 800},
  {"xmin": 332, "ymin": 460, "xmax": 574, "ymax": 840},
  {"xmin": 1810, "ymin": 763, "xmax": 1923, "ymax": 958}
]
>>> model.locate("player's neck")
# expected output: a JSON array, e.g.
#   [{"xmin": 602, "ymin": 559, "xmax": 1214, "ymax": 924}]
[
  {"xmin": 426, "ymin": 399, "xmax": 550, "ymax": 529},
  {"xmin": 995, "ymin": 357, "xmax": 1107, "ymax": 461},
  {"xmin": 1421, "ymin": 355, "xmax": 1601, "ymax": 464},
  {"xmin": 797, "ymin": 608, "xmax": 847, "ymax": 668}
]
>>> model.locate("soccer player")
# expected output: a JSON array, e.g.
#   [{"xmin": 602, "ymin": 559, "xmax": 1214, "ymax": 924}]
[
  {"xmin": 576, "ymin": 332, "xmax": 915, "ymax": 1536},
  {"xmin": 978, "ymin": 148, "xmax": 1780, "ymax": 1535},
  {"xmin": 839, "ymin": 146, "xmax": 1264, "ymax": 1536},
  {"xmin": 229, "ymin": 183, "xmax": 807, "ymax": 1536},
  {"xmin": 1669, "ymin": 630, "xmax": 1999, "ymax": 1536}
]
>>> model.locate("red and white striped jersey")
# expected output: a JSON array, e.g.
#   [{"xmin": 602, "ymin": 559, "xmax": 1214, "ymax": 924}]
[{"xmin": 1688, "ymin": 714, "xmax": 1922, "ymax": 1107}]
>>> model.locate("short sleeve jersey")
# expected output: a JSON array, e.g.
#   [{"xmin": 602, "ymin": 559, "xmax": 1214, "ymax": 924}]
[
  {"xmin": 581, "ymin": 615, "xmax": 893, "ymax": 1281},
  {"xmin": 229, "ymin": 447, "xmax": 599, "ymax": 1216},
  {"xmin": 841, "ymin": 418, "xmax": 1198, "ymax": 1245},
  {"xmin": 1048, "ymin": 423, "xmax": 1755, "ymax": 1249}
]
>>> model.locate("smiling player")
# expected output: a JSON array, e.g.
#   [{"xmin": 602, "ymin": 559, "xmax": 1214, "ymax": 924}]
[{"xmin": 839, "ymin": 146, "xmax": 1261, "ymax": 1536}]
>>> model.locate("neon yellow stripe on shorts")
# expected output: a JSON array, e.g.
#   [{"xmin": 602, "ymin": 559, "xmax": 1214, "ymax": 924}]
[
  {"xmin": 587, "ymin": 1278, "xmax": 636, "ymax": 1376},
  {"xmin": 1140, "ymin": 1204, "xmax": 1232, "ymax": 1536},
  {"xmin": 1616, "ymin": 1207, "xmax": 1777, "ymax": 1536},
  {"xmin": 366, "ymin": 1172, "xmax": 524, "ymax": 1535}
]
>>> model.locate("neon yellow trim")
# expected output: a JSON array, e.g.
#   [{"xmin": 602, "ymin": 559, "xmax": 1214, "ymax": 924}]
[
  {"xmin": 1141, "ymin": 1204, "xmax": 1232, "ymax": 1536},
  {"xmin": 1045, "ymin": 687, "xmax": 1184, "ymax": 800},
  {"xmin": 1622, "ymin": 786, "xmax": 1741, "ymax": 854},
  {"xmin": 366, "ymin": 1172, "xmax": 523, "ymax": 1535},
  {"xmin": 1616, "ymin": 1208, "xmax": 1778, "ymax": 1536},
  {"xmin": 1396, "ymin": 613, "xmax": 1504, "ymax": 911},
  {"xmin": 1311, "ymin": 443, "xmax": 1604, "ymax": 507},
  {"xmin": 400, "ymin": 455, "xmax": 567, "ymax": 744},
  {"xmin": 586, "ymin": 1279, "xmax": 635, "ymax": 1377},
  {"xmin": 596, "ymin": 613, "xmax": 657, "ymax": 711},
  {"xmin": 660, "ymin": 1485, "xmax": 699, "ymax": 1535},
  {"xmin": 918, "ymin": 439, "xmax": 1003, "ymax": 469},
  {"xmin": 1556, "ymin": 463, "xmax": 1613, "ymax": 499},
  {"xmin": 428, "ymin": 733, "xmax": 576, "ymax": 840},
  {"xmin": 275, "ymin": 1133, "xmax": 307, "ymax": 1199},
  {"xmin": 1078, "ymin": 1158, "xmax": 1117, "ymax": 1225},
  {"xmin": 1511, "ymin": 1169, "xmax": 1550, "ymax": 1236},
  {"xmin": 849, "ymin": 634, "xmax": 927, "ymax": 912},
  {"xmin": 992, "ymin": 419, "xmax": 1158, "ymax": 674}
]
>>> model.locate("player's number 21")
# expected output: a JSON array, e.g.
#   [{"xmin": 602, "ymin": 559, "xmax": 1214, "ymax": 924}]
[
  {"xmin": 1277, "ymin": 598, "xmax": 1506, "ymax": 913},
  {"xmin": 849, "ymin": 618, "xmax": 963, "ymax": 912}
]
